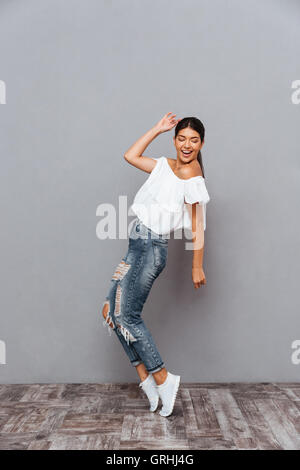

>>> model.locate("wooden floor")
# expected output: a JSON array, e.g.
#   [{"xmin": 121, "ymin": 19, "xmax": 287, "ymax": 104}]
[{"xmin": 0, "ymin": 382, "xmax": 299, "ymax": 450}]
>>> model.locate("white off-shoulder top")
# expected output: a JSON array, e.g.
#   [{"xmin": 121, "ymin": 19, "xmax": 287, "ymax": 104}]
[{"xmin": 129, "ymin": 156, "xmax": 210, "ymax": 237}]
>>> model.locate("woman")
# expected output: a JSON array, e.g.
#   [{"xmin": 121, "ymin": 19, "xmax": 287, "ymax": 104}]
[{"xmin": 102, "ymin": 113, "xmax": 210, "ymax": 417}]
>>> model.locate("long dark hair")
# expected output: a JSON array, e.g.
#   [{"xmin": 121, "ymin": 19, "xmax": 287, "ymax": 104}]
[{"xmin": 174, "ymin": 117, "xmax": 206, "ymax": 178}]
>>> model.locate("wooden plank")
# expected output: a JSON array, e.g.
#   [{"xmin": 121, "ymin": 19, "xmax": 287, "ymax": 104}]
[
  {"xmin": 234, "ymin": 396, "xmax": 281, "ymax": 449},
  {"xmin": 181, "ymin": 388, "xmax": 222, "ymax": 438},
  {"xmin": 255, "ymin": 398, "xmax": 300, "ymax": 450},
  {"xmin": 208, "ymin": 388, "xmax": 256, "ymax": 449}
]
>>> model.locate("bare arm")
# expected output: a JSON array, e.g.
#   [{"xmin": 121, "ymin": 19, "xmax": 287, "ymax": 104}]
[
  {"xmin": 191, "ymin": 203, "xmax": 206, "ymax": 288},
  {"xmin": 183, "ymin": 164, "xmax": 207, "ymax": 289},
  {"xmin": 124, "ymin": 126, "xmax": 161, "ymax": 173},
  {"xmin": 124, "ymin": 112, "xmax": 181, "ymax": 173}
]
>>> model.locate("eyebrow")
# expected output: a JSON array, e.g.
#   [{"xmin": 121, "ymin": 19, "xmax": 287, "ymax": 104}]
[{"xmin": 178, "ymin": 135, "xmax": 199, "ymax": 139}]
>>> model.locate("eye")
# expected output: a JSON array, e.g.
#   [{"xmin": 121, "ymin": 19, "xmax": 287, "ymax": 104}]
[{"xmin": 178, "ymin": 137, "xmax": 198, "ymax": 142}]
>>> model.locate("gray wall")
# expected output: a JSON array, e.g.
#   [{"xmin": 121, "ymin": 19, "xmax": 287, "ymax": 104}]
[{"xmin": 0, "ymin": 0, "xmax": 299, "ymax": 383}]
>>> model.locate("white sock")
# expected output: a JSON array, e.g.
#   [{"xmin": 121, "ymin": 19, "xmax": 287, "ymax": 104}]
[
  {"xmin": 139, "ymin": 374, "xmax": 159, "ymax": 412},
  {"xmin": 156, "ymin": 371, "xmax": 181, "ymax": 417}
]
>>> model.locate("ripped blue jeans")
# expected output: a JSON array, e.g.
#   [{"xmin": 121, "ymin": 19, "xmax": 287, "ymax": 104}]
[{"xmin": 102, "ymin": 217, "xmax": 168, "ymax": 373}]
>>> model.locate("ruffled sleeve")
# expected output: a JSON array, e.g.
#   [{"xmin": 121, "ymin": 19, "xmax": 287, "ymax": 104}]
[
  {"xmin": 143, "ymin": 157, "xmax": 164, "ymax": 184},
  {"xmin": 184, "ymin": 177, "xmax": 210, "ymax": 205},
  {"xmin": 184, "ymin": 177, "xmax": 210, "ymax": 230}
]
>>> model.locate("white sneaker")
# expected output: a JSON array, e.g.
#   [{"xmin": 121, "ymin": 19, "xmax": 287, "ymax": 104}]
[
  {"xmin": 138, "ymin": 374, "xmax": 159, "ymax": 412},
  {"xmin": 156, "ymin": 371, "xmax": 180, "ymax": 417}
]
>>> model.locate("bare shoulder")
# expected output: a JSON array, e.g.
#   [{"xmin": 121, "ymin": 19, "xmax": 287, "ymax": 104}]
[{"xmin": 183, "ymin": 163, "xmax": 203, "ymax": 179}]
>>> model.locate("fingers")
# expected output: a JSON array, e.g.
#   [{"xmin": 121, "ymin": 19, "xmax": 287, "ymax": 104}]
[
  {"xmin": 193, "ymin": 278, "xmax": 206, "ymax": 288},
  {"xmin": 166, "ymin": 112, "xmax": 177, "ymax": 121},
  {"xmin": 164, "ymin": 112, "xmax": 180, "ymax": 128}
]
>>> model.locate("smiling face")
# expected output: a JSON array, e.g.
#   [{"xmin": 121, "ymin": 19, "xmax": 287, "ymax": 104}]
[{"xmin": 173, "ymin": 127, "xmax": 204, "ymax": 163}]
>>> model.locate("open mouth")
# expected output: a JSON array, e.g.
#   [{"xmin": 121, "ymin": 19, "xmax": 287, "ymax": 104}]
[{"xmin": 181, "ymin": 150, "xmax": 192, "ymax": 156}]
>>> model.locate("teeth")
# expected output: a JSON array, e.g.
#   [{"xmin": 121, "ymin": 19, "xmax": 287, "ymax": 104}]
[{"xmin": 182, "ymin": 151, "xmax": 191, "ymax": 154}]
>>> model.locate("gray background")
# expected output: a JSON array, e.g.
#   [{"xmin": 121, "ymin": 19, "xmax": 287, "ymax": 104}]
[{"xmin": 0, "ymin": 0, "xmax": 299, "ymax": 383}]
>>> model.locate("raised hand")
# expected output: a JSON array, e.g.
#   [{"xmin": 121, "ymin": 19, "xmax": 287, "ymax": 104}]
[{"xmin": 154, "ymin": 112, "xmax": 181, "ymax": 134}]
